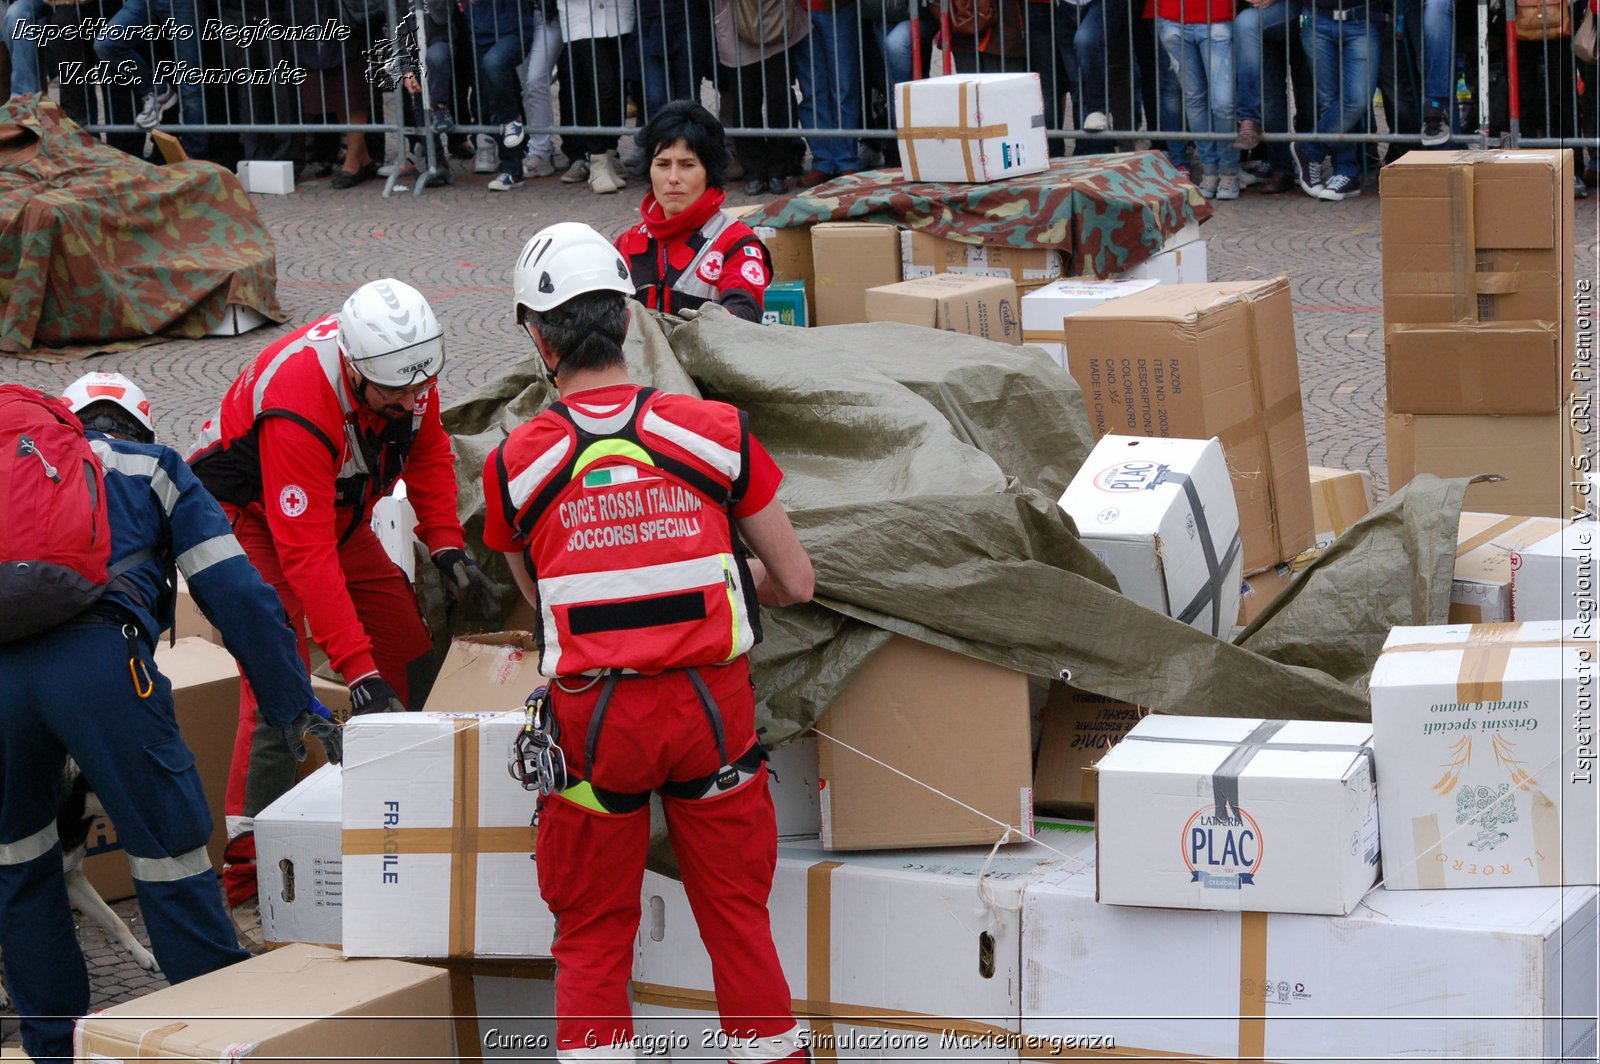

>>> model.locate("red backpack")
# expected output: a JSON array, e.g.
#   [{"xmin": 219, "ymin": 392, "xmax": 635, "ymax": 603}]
[{"xmin": 0, "ymin": 384, "xmax": 120, "ymax": 642}]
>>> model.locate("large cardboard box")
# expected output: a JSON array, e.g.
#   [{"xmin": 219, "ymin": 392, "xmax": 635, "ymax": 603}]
[
  {"xmin": 894, "ymin": 73, "xmax": 1048, "ymax": 184},
  {"xmin": 1513, "ymin": 521, "xmax": 1598, "ymax": 626},
  {"xmin": 634, "ymin": 837, "xmax": 1078, "ymax": 1059},
  {"xmin": 83, "ymin": 637, "xmax": 240, "ymax": 903},
  {"xmin": 1096, "ymin": 715, "xmax": 1380, "ymax": 915},
  {"xmin": 424, "ymin": 632, "xmax": 542, "ymax": 713},
  {"xmin": 442, "ymin": 963, "xmax": 558, "ymax": 1061},
  {"xmin": 899, "ymin": 229, "xmax": 1062, "ymax": 290},
  {"xmin": 1386, "ymin": 406, "xmax": 1579, "ymax": 517},
  {"xmin": 1059, "ymin": 435, "xmax": 1243, "ymax": 637},
  {"xmin": 811, "ymin": 223, "xmax": 900, "ymax": 326},
  {"xmin": 864, "ymin": 273, "xmax": 1021, "ymax": 345},
  {"xmin": 1380, "ymin": 150, "xmax": 1575, "ymax": 358},
  {"xmin": 1386, "ymin": 321, "xmax": 1564, "ymax": 415},
  {"xmin": 1019, "ymin": 277, "xmax": 1159, "ymax": 368},
  {"xmin": 171, "ymin": 575, "xmax": 221, "ymax": 644},
  {"xmin": 1449, "ymin": 512, "xmax": 1567, "ymax": 623},
  {"xmin": 1369, "ymin": 622, "xmax": 1598, "ymax": 890},
  {"xmin": 74, "ymin": 943, "xmax": 455, "ymax": 1060},
  {"xmin": 342, "ymin": 711, "xmax": 554, "ymax": 957},
  {"xmin": 1032, "ymin": 685, "xmax": 1147, "ymax": 816},
  {"xmin": 1061, "ymin": 280, "xmax": 1315, "ymax": 575},
  {"xmin": 1235, "ymin": 562, "xmax": 1295, "ymax": 630},
  {"xmin": 257, "ymin": 763, "xmax": 343, "ymax": 947},
  {"xmin": 1024, "ymin": 855, "xmax": 1599, "ymax": 1064},
  {"xmin": 815, "ymin": 636, "xmax": 1033, "ymax": 850},
  {"xmin": 1307, "ymin": 466, "xmax": 1375, "ymax": 548}
]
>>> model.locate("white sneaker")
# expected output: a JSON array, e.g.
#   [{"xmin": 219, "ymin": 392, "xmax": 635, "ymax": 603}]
[
  {"xmin": 1215, "ymin": 173, "xmax": 1240, "ymax": 200},
  {"xmin": 1082, "ymin": 111, "xmax": 1109, "ymax": 132},
  {"xmin": 473, "ymin": 134, "xmax": 498, "ymax": 175},
  {"xmin": 588, "ymin": 152, "xmax": 622, "ymax": 195},
  {"xmin": 552, "ymin": 150, "xmax": 570, "ymax": 171},
  {"xmin": 135, "ymin": 87, "xmax": 178, "ymax": 130},
  {"xmin": 488, "ymin": 170, "xmax": 525, "ymax": 191},
  {"xmin": 524, "ymin": 152, "xmax": 555, "ymax": 178},
  {"xmin": 1317, "ymin": 173, "xmax": 1361, "ymax": 201},
  {"xmin": 560, "ymin": 157, "xmax": 590, "ymax": 183},
  {"xmin": 501, "ymin": 120, "xmax": 526, "ymax": 149}
]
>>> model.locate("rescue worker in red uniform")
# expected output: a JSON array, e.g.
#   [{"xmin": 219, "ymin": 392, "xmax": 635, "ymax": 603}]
[
  {"xmin": 615, "ymin": 100, "xmax": 773, "ymax": 324},
  {"xmin": 484, "ymin": 222, "xmax": 815, "ymax": 1063},
  {"xmin": 189, "ymin": 279, "xmax": 496, "ymax": 921}
]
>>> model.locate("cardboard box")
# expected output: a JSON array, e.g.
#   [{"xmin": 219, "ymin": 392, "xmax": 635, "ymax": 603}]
[
  {"xmin": 1369, "ymin": 622, "xmax": 1598, "ymax": 890},
  {"xmin": 1449, "ymin": 512, "xmax": 1567, "ymax": 623},
  {"xmin": 762, "ymin": 279, "xmax": 808, "ymax": 327},
  {"xmin": 75, "ymin": 943, "xmax": 454, "ymax": 1060},
  {"xmin": 1119, "ymin": 239, "xmax": 1209, "ymax": 286},
  {"xmin": 1512, "ymin": 521, "xmax": 1599, "ymax": 625},
  {"xmin": 725, "ymin": 205, "xmax": 815, "ymax": 290},
  {"xmin": 1386, "ymin": 406, "xmax": 1579, "ymax": 517},
  {"xmin": 171, "ymin": 574, "xmax": 222, "ymax": 644},
  {"xmin": 83, "ymin": 638, "xmax": 240, "ymax": 903},
  {"xmin": 1058, "ymin": 435, "xmax": 1243, "ymax": 638},
  {"xmin": 1095, "ymin": 715, "xmax": 1380, "ymax": 914},
  {"xmin": 894, "ymin": 72, "xmax": 1048, "ymax": 184},
  {"xmin": 899, "ymin": 229, "xmax": 1062, "ymax": 290},
  {"xmin": 1019, "ymin": 277, "xmax": 1160, "ymax": 368},
  {"xmin": 1381, "ymin": 150, "xmax": 1575, "ymax": 358},
  {"xmin": 371, "ymin": 484, "xmax": 418, "ymax": 582},
  {"xmin": 1386, "ymin": 321, "xmax": 1563, "ymax": 415},
  {"xmin": 205, "ymin": 303, "xmax": 272, "ymax": 337},
  {"xmin": 769, "ymin": 735, "xmax": 822, "ymax": 840},
  {"xmin": 815, "ymin": 636, "xmax": 1033, "ymax": 850},
  {"xmin": 634, "ymin": 837, "xmax": 1079, "ymax": 1057},
  {"xmin": 1235, "ymin": 562, "xmax": 1295, "ymax": 630},
  {"xmin": 1024, "ymin": 855, "xmax": 1599, "ymax": 1064},
  {"xmin": 864, "ymin": 273, "xmax": 1021, "ymax": 345},
  {"xmin": 811, "ymin": 223, "xmax": 900, "ymax": 326},
  {"xmin": 342, "ymin": 711, "xmax": 554, "ymax": 957},
  {"xmin": 1308, "ymin": 466, "xmax": 1376, "ymax": 548},
  {"xmin": 1061, "ymin": 280, "xmax": 1316, "ymax": 575},
  {"xmin": 447, "ymin": 964, "xmax": 558, "ymax": 1060},
  {"xmin": 236, "ymin": 159, "xmax": 296, "ymax": 194},
  {"xmin": 424, "ymin": 632, "xmax": 541, "ymax": 714},
  {"xmin": 1033, "ymin": 685, "xmax": 1147, "ymax": 816},
  {"xmin": 257, "ymin": 763, "xmax": 343, "ymax": 947}
]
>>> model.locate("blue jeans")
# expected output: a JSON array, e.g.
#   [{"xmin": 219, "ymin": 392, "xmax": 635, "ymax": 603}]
[
  {"xmin": 871, "ymin": 18, "xmax": 917, "ymax": 88},
  {"xmin": 1416, "ymin": 0, "xmax": 1454, "ymax": 106},
  {"xmin": 476, "ymin": 33, "xmax": 527, "ymax": 174},
  {"xmin": 639, "ymin": 8, "xmax": 712, "ymax": 115},
  {"xmin": 4, "ymin": 0, "xmax": 44, "ymax": 96},
  {"xmin": 94, "ymin": 0, "xmax": 207, "ymax": 154},
  {"xmin": 1234, "ymin": 0, "xmax": 1295, "ymax": 168},
  {"xmin": 1299, "ymin": 9, "xmax": 1380, "ymax": 179},
  {"xmin": 797, "ymin": 6, "xmax": 861, "ymax": 174},
  {"xmin": 1156, "ymin": 18, "xmax": 1238, "ymax": 174}
]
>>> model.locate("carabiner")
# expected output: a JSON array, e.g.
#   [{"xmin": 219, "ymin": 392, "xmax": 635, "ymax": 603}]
[{"xmin": 123, "ymin": 624, "xmax": 154, "ymax": 699}]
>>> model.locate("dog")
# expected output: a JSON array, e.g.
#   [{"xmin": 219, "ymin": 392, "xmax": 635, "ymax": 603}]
[{"xmin": 0, "ymin": 760, "xmax": 159, "ymax": 1010}]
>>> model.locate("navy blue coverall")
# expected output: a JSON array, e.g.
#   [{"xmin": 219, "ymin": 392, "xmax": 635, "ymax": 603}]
[{"xmin": 0, "ymin": 433, "xmax": 315, "ymax": 1063}]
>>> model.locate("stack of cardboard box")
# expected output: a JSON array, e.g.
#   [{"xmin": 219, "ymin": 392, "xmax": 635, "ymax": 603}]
[{"xmin": 1381, "ymin": 150, "xmax": 1581, "ymax": 517}]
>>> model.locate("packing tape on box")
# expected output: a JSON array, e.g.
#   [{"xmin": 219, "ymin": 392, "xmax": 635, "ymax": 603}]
[
  {"xmin": 342, "ymin": 718, "xmax": 535, "ymax": 957},
  {"xmin": 1410, "ymin": 790, "xmax": 1563, "ymax": 889},
  {"xmin": 1454, "ymin": 515, "xmax": 1530, "ymax": 558},
  {"xmin": 1378, "ymin": 623, "xmax": 1577, "ymax": 704},
  {"xmin": 896, "ymin": 81, "xmax": 1007, "ymax": 183},
  {"xmin": 1165, "ymin": 471, "xmax": 1243, "ymax": 638}
]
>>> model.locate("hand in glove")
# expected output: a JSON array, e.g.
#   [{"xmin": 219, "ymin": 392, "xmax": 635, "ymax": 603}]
[
  {"xmin": 432, "ymin": 547, "xmax": 501, "ymax": 616},
  {"xmin": 349, "ymin": 674, "xmax": 406, "ymax": 716},
  {"xmin": 283, "ymin": 697, "xmax": 343, "ymax": 765}
]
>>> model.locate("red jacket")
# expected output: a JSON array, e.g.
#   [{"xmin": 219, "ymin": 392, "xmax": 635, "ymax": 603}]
[
  {"xmin": 616, "ymin": 188, "xmax": 772, "ymax": 323},
  {"xmin": 483, "ymin": 383, "xmax": 781, "ymax": 678},
  {"xmin": 189, "ymin": 316, "xmax": 464, "ymax": 682}
]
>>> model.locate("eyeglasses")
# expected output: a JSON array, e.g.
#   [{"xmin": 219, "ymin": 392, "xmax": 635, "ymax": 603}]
[{"xmin": 365, "ymin": 376, "xmax": 437, "ymax": 401}]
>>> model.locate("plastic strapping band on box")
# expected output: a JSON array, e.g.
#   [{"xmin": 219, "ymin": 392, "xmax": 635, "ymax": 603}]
[{"xmin": 1163, "ymin": 471, "xmax": 1242, "ymax": 637}]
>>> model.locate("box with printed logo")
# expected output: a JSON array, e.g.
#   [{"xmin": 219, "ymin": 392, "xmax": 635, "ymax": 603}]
[
  {"xmin": 1094, "ymin": 715, "xmax": 1380, "ymax": 915},
  {"xmin": 1449, "ymin": 512, "xmax": 1567, "ymax": 623},
  {"xmin": 1371, "ymin": 622, "xmax": 1598, "ymax": 890},
  {"xmin": 1018, "ymin": 277, "xmax": 1158, "ymax": 368},
  {"xmin": 1058, "ymin": 435, "xmax": 1242, "ymax": 639},
  {"xmin": 257, "ymin": 763, "xmax": 344, "ymax": 947},
  {"xmin": 762, "ymin": 280, "xmax": 809, "ymax": 327},
  {"xmin": 864, "ymin": 273, "xmax": 1021, "ymax": 345},
  {"xmin": 895, "ymin": 73, "xmax": 1048, "ymax": 183}
]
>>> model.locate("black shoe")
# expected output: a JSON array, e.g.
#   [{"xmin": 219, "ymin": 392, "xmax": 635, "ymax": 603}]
[
  {"xmin": 767, "ymin": 176, "xmax": 787, "ymax": 195},
  {"xmin": 1421, "ymin": 102, "xmax": 1450, "ymax": 147},
  {"xmin": 332, "ymin": 162, "xmax": 378, "ymax": 189},
  {"xmin": 743, "ymin": 175, "xmax": 765, "ymax": 196},
  {"xmin": 308, "ymin": 161, "xmax": 334, "ymax": 179}
]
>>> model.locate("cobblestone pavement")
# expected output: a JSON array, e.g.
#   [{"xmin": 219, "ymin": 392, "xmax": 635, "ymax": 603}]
[{"xmin": 2, "ymin": 164, "xmax": 1597, "ymax": 1051}]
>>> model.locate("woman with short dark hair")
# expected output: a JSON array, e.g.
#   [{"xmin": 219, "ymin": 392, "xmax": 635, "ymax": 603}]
[{"xmin": 614, "ymin": 100, "xmax": 775, "ymax": 323}]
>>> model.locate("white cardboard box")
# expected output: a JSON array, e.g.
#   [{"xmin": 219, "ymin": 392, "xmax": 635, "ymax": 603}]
[
  {"xmin": 1512, "ymin": 520, "xmax": 1598, "ymax": 627},
  {"xmin": 769, "ymin": 736, "xmax": 821, "ymax": 840},
  {"xmin": 371, "ymin": 482, "xmax": 418, "ymax": 582},
  {"xmin": 1019, "ymin": 277, "xmax": 1159, "ymax": 368},
  {"xmin": 342, "ymin": 711, "xmax": 554, "ymax": 957},
  {"xmin": 1370, "ymin": 622, "xmax": 1599, "ymax": 890},
  {"xmin": 205, "ymin": 303, "xmax": 272, "ymax": 337},
  {"xmin": 1058, "ymin": 434, "xmax": 1242, "ymax": 638},
  {"xmin": 1024, "ymin": 852, "xmax": 1599, "ymax": 1064},
  {"xmin": 236, "ymin": 159, "xmax": 295, "ymax": 194},
  {"xmin": 1450, "ymin": 512, "xmax": 1567, "ymax": 624},
  {"xmin": 1096, "ymin": 715, "xmax": 1379, "ymax": 915},
  {"xmin": 257, "ymin": 763, "xmax": 343, "ymax": 946},
  {"xmin": 894, "ymin": 73, "xmax": 1048, "ymax": 184},
  {"xmin": 1119, "ymin": 239, "xmax": 1209, "ymax": 285}
]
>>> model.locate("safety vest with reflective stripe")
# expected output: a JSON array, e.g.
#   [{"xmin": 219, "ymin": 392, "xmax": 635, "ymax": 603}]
[{"xmin": 498, "ymin": 386, "xmax": 762, "ymax": 679}]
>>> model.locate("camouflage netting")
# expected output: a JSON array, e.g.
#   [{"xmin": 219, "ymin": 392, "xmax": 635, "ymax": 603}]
[
  {"xmin": 742, "ymin": 151, "xmax": 1212, "ymax": 279},
  {"xmin": 432, "ymin": 303, "xmax": 1472, "ymax": 742},
  {"xmin": 0, "ymin": 96, "xmax": 286, "ymax": 361}
]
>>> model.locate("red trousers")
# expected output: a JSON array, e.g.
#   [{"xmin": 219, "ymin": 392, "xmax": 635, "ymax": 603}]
[
  {"xmin": 538, "ymin": 658, "xmax": 804, "ymax": 1062},
  {"xmin": 221, "ymin": 506, "xmax": 432, "ymax": 906}
]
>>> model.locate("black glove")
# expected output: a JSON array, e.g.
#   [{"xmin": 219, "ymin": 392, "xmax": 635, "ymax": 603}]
[
  {"xmin": 349, "ymin": 674, "xmax": 406, "ymax": 716},
  {"xmin": 433, "ymin": 547, "xmax": 500, "ymax": 616},
  {"xmin": 282, "ymin": 699, "xmax": 343, "ymax": 765}
]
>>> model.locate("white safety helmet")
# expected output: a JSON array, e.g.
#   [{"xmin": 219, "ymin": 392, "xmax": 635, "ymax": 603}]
[
  {"xmin": 63, "ymin": 371, "xmax": 156, "ymax": 443},
  {"xmin": 513, "ymin": 222, "xmax": 634, "ymax": 318},
  {"xmin": 337, "ymin": 278, "xmax": 446, "ymax": 388}
]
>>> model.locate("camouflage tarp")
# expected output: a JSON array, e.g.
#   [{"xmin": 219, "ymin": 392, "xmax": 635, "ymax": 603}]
[
  {"xmin": 439, "ymin": 305, "xmax": 1471, "ymax": 743},
  {"xmin": 742, "ymin": 151, "xmax": 1211, "ymax": 279},
  {"xmin": 0, "ymin": 96, "xmax": 286, "ymax": 361}
]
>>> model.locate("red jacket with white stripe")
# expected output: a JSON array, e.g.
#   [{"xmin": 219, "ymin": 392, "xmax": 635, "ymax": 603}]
[
  {"xmin": 188, "ymin": 316, "xmax": 465, "ymax": 682},
  {"xmin": 616, "ymin": 188, "xmax": 772, "ymax": 323},
  {"xmin": 482, "ymin": 383, "xmax": 781, "ymax": 678}
]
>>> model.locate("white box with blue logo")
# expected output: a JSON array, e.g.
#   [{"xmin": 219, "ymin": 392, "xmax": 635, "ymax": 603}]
[
  {"xmin": 894, "ymin": 73, "xmax": 1048, "ymax": 184},
  {"xmin": 1095, "ymin": 715, "xmax": 1379, "ymax": 915},
  {"xmin": 1058, "ymin": 434, "xmax": 1242, "ymax": 639}
]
